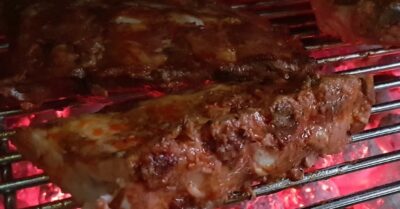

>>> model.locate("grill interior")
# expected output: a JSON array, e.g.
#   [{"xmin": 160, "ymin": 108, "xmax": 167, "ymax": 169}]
[{"xmin": 1, "ymin": 0, "xmax": 400, "ymax": 208}]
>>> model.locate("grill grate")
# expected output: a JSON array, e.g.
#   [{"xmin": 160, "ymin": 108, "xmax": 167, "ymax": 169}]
[{"xmin": 1, "ymin": 0, "xmax": 400, "ymax": 208}]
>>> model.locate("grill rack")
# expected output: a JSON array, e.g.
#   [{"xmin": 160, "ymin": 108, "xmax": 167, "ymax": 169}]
[{"xmin": 1, "ymin": 0, "xmax": 400, "ymax": 208}]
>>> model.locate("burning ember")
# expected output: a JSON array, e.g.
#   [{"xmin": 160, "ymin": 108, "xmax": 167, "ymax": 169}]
[
  {"xmin": 1, "ymin": 53, "xmax": 400, "ymax": 209},
  {"xmin": 0, "ymin": 160, "xmax": 70, "ymax": 209},
  {"xmin": 221, "ymin": 54, "xmax": 400, "ymax": 209},
  {"xmin": 12, "ymin": 162, "xmax": 70, "ymax": 208},
  {"xmin": 222, "ymin": 129, "xmax": 400, "ymax": 209}
]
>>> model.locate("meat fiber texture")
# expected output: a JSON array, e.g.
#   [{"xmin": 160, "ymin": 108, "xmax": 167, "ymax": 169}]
[
  {"xmin": 7, "ymin": 0, "xmax": 376, "ymax": 208},
  {"xmin": 14, "ymin": 74, "xmax": 374, "ymax": 209},
  {"xmin": 0, "ymin": 0, "xmax": 313, "ymax": 110},
  {"xmin": 311, "ymin": 0, "xmax": 400, "ymax": 46}
]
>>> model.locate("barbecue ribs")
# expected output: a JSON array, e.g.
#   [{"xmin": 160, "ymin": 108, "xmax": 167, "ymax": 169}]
[
  {"xmin": 14, "ymin": 74, "xmax": 374, "ymax": 209},
  {"xmin": 8, "ymin": 0, "xmax": 375, "ymax": 208},
  {"xmin": 0, "ymin": 0, "xmax": 312, "ymax": 109},
  {"xmin": 311, "ymin": 0, "xmax": 400, "ymax": 45}
]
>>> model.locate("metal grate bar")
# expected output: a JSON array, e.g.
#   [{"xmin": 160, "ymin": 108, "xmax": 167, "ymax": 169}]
[
  {"xmin": 3, "ymin": 193, "xmax": 16, "ymax": 209},
  {"xmin": 0, "ymin": 107, "xmax": 16, "ymax": 209},
  {"xmin": 303, "ymin": 180, "xmax": 400, "ymax": 209},
  {"xmin": 316, "ymin": 48, "xmax": 400, "ymax": 64},
  {"xmin": 305, "ymin": 40, "xmax": 345, "ymax": 50},
  {"xmin": 290, "ymin": 29, "xmax": 319, "ymax": 39},
  {"xmin": 0, "ymin": 153, "xmax": 22, "ymax": 165},
  {"xmin": 0, "ymin": 131, "xmax": 15, "ymax": 138},
  {"xmin": 231, "ymin": 0, "xmax": 310, "ymax": 9},
  {"xmin": 22, "ymin": 198, "xmax": 75, "ymax": 209},
  {"xmin": 259, "ymin": 9, "xmax": 313, "ymax": 18},
  {"xmin": 338, "ymin": 62, "xmax": 400, "ymax": 75},
  {"xmin": 1, "ymin": 164, "xmax": 15, "ymax": 209},
  {"xmin": 351, "ymin": 123, "xmax": 400, "ymax": 143},
  {"xmin": 375, "ymin": 79, "xmax": 400, "ymax": 91},
  {"xmin": 0, "ymin": 174, "xmax": 49, "ymax": 193},
  {"xmin": 287, "ymin": 20, "xmax": 316, "ymax": 30},
  {"xmin": 0, "ymin": 110, "xmax": 22, "ymax": 118},
  {"xmin": 0, "ymin": 43, "xmax": 8, "ymax": 49},
  {"xmin": 226, "ymin": 150, "xmax": 400, "ymax": 204},
  {"xmin": 371, "ymin": 100, "xmax": 400, "ymax": 114}
]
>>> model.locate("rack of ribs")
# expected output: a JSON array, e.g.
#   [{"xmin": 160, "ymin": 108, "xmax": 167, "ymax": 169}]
[
  {"xmin": 14, "ymin": 74, "xmax": 374, "ymax": 209},
  {"xmin": 0, "ymin": 0, "xmax": 312, "ymax": 110},
  {"xmin": 7, "ymin": 0, "xmax": 374, "ymax": 208},
  {"xmin": 311, "ymin": 0, "xmax": 400, "ymax": 46}
]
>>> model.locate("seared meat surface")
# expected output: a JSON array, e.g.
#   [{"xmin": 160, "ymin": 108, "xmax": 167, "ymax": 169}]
[
  {"xmin": 311, "ymin": 0, "xmax": 400, "ymax": 45},
  {"xmin": 6, "ymin": 1, "xmax": 376, "ymax": 208},
  {"xmin": 0, "ymin": 0, "xmax": 313, "ymax": 109},
  {"xmin": 14, "ymin": 75, "xmax": 374, "ymax": 209}
]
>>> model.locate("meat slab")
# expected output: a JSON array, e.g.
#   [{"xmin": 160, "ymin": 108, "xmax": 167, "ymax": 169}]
[
  {"xmin": 311, "ymin": 0, "xmax": 400, "ymax": 45},
  {"xmin": 8, "ymin": 1, "xmax": 375, "ymax": 208},
  {"xmin": 0, "ymin": 0, "xmax": 313, "ymax": 109},
  {"xmin": 14, "ymin": 74, "xmax": 374, "ymax": 209}
]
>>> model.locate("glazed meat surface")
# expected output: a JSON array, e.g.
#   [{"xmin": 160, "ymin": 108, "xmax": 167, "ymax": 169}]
[
  {"xmin": 311, "ymin": 0, "xmax": 400, "ymax": 45},
  {"xmin": 0, "ymin": 0, "xmax": 313, "ymax": 109},
  {"xmin": 14, "ymin": 75, "xmax": 374, "ymax": 209},
  {"xmin": 7, "ymin": 1, "xmax": 376, "ymax": 208}
]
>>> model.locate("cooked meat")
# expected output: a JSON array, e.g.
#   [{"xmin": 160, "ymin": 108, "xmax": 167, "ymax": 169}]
[
  {"xmin": 0, "ymin": 0, "xmax": 313, "ymax": 110},
  {"xmin": 311, "ymin": 0, "xmax": 400, "ymax": 45},
  {"xmin": 5, "ymin": 1, "xmax": 376, "ymax": 208},
  {"xmin": 14, "ymin": 74, "xmax": 374, "ymax": 209}
]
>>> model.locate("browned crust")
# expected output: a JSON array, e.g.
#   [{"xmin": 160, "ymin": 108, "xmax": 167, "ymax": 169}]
[
  {"xmin": 311, "ymin": 0, "xmax": 400, "ymax": 46},
  {"xmin": 14, "ymin": 74, "xmax": 374, "ymax": 209},
  {"xmin": 0, "ymin": 0, "xmax": 314, "ymax": 110}
]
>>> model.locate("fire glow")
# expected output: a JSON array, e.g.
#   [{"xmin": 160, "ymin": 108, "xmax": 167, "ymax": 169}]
[
  {"xmin": 221, "ymin": 55, "xmax": 400, "ymax": 209},
  {"xmin": 1, "ymin": 58, "xmax": 400, "ymax": 209},
  {"xmin": 9, "ymin": 162, "xmax": 70, "ymax": 208}
]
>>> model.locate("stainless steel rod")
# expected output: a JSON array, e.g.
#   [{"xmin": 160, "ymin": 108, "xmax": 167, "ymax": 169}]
[
  {"xmin": 0, "ymin": 137, "xmax": 16, "ymax": 209},
  {"xmin": 22, "ymin": 198, "xmax": 75, "ymax": 209},
  {"xmin": 0, "ymin": 153, "xmax": 22, "ymax": 165},
  {"xmin": 0, "ymin": 175, "xmax": 49, "ymax": 193},
  {"xmin": 375, "ymin": 79, "xmax": 400, "ymax": 91},
  {"xmin": 338, "ymin": 62, "xmax": 400, "ymax": 75},
  {"xmin": 351, "ymin": 123, "xmax": 400, "ymax": 143},
  {"xmin": 227, "ymin": 150, "xmax": 400, "ymax": 204},
  {"xmin": 371, "ymin": 100, "xmax": 400, "ymax": 114},
  {"xmin": 317, "ymin": 48, "xmax": 400, "ymax": 64},
  {"xmin": 305, "ymin": 41, "xmax": 346, "ymax": 50},
  {"xmin": 0, "ymin": 43, "xmax": 9, "ymax": 49},
  {"xmin": 287, "ymin": 20, "xmax": 317, "ymax": 30},
  {"xmin": 303, "ymin": 180, "xmax": 400, "ymax": 209},
  {"xmin": 259, "ymin": 9, "xmax": 313, "ymax": 19},
  {"xmin": 231, "ymin": 0, "xmax": 310, "ymax": 9},
  {"xmin": 0, "ymin": 131, "xmax": 16, "ymax": 138},
  {"xmin": 0, "ymin": 110, "xmax": 23, "ymax": 117}
]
